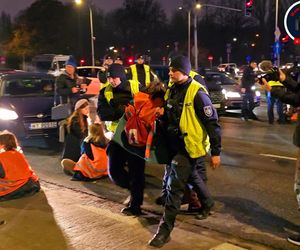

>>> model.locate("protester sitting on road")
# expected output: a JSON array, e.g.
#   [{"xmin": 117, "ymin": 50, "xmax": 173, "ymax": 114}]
[
  {"xmin": 61, "ymin": 123, "xmax": 109, "ymax": 181},
  {"xmin": 108, "ymin": 81, "xmax": 166, "ymax": 216},
  {"xmin": 0, "ymin": 131, "xmax": 40, "ymax": 201},
  {"xmin": 262, "ymin": 68, "xmax": 300, "ymax": 246},
  {"xmin": 61, "ymin": 99, "xmax": 89, "ymax": 166}
]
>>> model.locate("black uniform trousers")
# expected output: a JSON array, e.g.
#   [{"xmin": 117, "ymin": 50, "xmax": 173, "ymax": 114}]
[
  {"xmin": 107, "ymin": 141, "xmax": 146, "ymax": 208},
  {"xmin": 158, "ymin": 153, "xmax": 213, "ymax": 236}
]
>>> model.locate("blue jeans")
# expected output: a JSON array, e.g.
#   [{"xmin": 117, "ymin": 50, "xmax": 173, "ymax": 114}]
[{"xmin": 266, "ymin": 92, "xmax": 285, "ymax": 123}]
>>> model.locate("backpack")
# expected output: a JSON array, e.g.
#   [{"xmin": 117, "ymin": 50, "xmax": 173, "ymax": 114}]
[
  {"xmin": 124, "ymin": 103, "xmax": 151, "ymax": 147},
  {"xmin": 124, "ymin": 92, "xmax": 157, "ymax": 148}
]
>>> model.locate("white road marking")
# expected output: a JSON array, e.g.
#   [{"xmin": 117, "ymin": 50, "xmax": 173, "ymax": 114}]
[
  {"xmin": 76, "ymin": 204, "xmax": 139, "ymax": 225},
  {"xmin": 260, "ymin": 153, "xmax": 297, "ymax": 161}
]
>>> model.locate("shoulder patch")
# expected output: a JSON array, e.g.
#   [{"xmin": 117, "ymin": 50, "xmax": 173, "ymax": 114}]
[{"xmin": 203, "ymin": 105, "xmax": 213, "ymax": 117}]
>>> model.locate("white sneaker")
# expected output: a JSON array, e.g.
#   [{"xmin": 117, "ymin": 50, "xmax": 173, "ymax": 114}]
[
  {"xmin": 61, "ymin": 159, "xmax": 76, "ymax": 176},
  {"xmin": 287, "ymin": 235, "xmax": 300, "ymax": 246}
]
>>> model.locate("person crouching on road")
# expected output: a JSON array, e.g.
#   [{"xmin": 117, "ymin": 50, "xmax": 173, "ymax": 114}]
[
  {"xmin": 61, "ymin": 123, "xmax": 110, "ymax": 181},
  {"xmin": 0, "ymin": 131, "xmax": 40, "ymax": 201},
  {"xmin": 61, "ymin": 99, "xmax": 89, "ymax": 167},
  {"xmin": 148, "ymin": 55, "xmax": 221, "ymax": 248}
]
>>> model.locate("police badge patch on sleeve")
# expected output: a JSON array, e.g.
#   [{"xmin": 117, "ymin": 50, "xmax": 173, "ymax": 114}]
[{"xmin": 204, "ymin": 106, "xmax": 213, "ymax": 117}]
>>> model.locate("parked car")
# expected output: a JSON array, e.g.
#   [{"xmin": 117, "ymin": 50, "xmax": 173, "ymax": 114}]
[
  {"xmin": 217, "ymin": 63, "xmax": 239, "ymax": 77},
  {"xmin": 204, "ymin": 71, "xmax": 260, "ymax": 110},
  {"xmin": 0, "ymin": 72, "xmax": 58, "ymax": 138}
]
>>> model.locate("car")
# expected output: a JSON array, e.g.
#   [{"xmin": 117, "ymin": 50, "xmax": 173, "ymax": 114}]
[
  {"xmin": 217, "ymin": 63, "xmax": 239, "ymax": 76},
  {"xmin": 204, "ymin": 71, "xmax": 261, "ymax": 110},
  {"xmin": 0, "ymin": 72, "xmax": 58, "ymax": 138}
]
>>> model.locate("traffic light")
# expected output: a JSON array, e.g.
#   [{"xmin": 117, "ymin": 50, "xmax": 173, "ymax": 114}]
[
  {"xmin": 281, "ymin": 35, "xmax": 289, "ymax": 43},
  {"xmin": 245, "ymin": 0, "xmax": 253, "ymax": 17},
  {"xmin": 80, "ymin": 58, "xmax": 85, "ymax": 66},
  {"xmin": 127, "ymin": 57, "xmax": 134, "ymax": 65}
]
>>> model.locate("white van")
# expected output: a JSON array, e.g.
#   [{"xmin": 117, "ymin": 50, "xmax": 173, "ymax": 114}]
[
  {"xmin": 217, "ymin": 63, "xmax": 239, "ymax": 76},
  {"xmin": 32, "ymin": 54, "xmax": 70, "ymax": 76}
]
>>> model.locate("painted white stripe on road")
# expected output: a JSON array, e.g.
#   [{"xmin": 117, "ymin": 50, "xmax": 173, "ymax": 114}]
[
  {"xmin": 260, "ymin": 153, "xmax": 297, "ymax": 161},
  {"xmin": 76, "ymin": 204, "xmax": 139, "ymax": 226}
]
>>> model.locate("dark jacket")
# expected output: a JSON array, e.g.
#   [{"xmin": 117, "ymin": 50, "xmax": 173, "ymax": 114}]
[
  {"xmin": 62, "ymin": 115, "xmax": 88, "ymax": 161},
  {"xmin": 164, "ymin": 77, "xmax": 221, "ymax": 156},
  {"xmin": 271, "ymin": 75, "xmax": 300, "ymax": 147},
  {"xmin": 241, "ymin": 66, "xmax": 256, "ymax": 92},
  {"xmin": 97, "ymin": 80, "xmax": 133, "ymax": 121},
  {"xmin": 56, "ymin": 72, "xmax": 80, "ymax": 104}
]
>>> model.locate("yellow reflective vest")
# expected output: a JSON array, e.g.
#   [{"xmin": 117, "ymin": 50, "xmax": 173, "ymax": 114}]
[
  {"xmin": 103, "ymin": 80, "xmax": 139, "ymax": 132},
  {"xmin": 268, "ymin": 80, "xmax": 284, "ymax": 87},
  {"xmin": 130, "ymin": 64, "xmax": 151, "ymax": 87},
  {"xmin": 165, "ymin": 80, "xmax": 210, "ymax": 158}
]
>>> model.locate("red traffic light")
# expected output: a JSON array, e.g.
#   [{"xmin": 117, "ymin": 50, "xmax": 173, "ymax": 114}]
[
  {"xmin": 281, "ymin": 35, "xmax": 289, "ymax": 43},
  {"xmin": 80, "ymin": 58, "xmax": 85, "ymax": 66},
  {"xmin": 245, "ymin": 0, "xmax": 253, "ymax": 16},
  {"xmin": 208, "ymin": 55, "xmax": 213, "ymax": 61},
  {"xmin": 246, "ymin": 0, "xmax": 253, "ymax": 7},
  {"xmin": 127, "ymin": 57, "xmax": 134, "ymax": 64}
]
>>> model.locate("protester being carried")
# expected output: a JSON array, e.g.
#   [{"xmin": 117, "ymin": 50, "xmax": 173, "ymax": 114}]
[
  {"xmin": 0, "ymin": 131, "xmax": 40, "ymax": 201},
  {"xmin": 108, "ymin": 81, "xmax": 166, "ymax": 216}
]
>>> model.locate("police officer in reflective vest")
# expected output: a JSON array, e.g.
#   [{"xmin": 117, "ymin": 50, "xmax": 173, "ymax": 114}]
[
  {"xmin": 97, "ymin": 63, "xmax": 139, "ymax": 132},
  {"xmin": 127, "ymin": 54, "xmax": 154, "ymax": 88},
  {"xmin": 149, "ymin": 55, "xmax": 221, "ymax": 248}
]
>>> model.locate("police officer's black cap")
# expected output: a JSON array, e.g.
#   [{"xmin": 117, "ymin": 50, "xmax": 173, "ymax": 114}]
[
  {"xmin": 169, "ymin": 55, "xmax": 191, "ymax": 76},
  {"xmin": 107, "ymin": 63, "xmax": 126, "ymax": 79},
  {"xmin": 104, "ymin": 55, "xmax": 113, "ymax": 60},
  {"xmin": 115, "ymin": 55, "xmax": 123, "ymax": 61},
  {"xmin": 136, "ymin": 54, "xmax": 144, "ymax": 59}
]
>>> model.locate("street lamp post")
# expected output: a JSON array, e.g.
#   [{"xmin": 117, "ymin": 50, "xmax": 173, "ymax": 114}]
[
  {"xmin": 188, "ymin": 10, "xmax": 191, "ymax": 61},
  {"xmin": 75, "ymin": 0, "xmax": 95, "ymax": 66},
  {"xmin": 89, "ymin": 7, "xmax": 95, "ymax": 67}
]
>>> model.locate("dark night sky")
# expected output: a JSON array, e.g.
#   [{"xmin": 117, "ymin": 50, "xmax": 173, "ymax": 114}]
[{"xmin": 2, "ymin": 0, "xmax": 181, "ymax": 18}]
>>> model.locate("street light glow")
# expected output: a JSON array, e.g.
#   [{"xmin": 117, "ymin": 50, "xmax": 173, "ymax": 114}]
[
  {"xmin": 74, "ymin": 0, "xmax": 82, "ymax": 5},
  {"xmin": 196, "ymin": 3, "xmax": 202, "ymax": 9}
]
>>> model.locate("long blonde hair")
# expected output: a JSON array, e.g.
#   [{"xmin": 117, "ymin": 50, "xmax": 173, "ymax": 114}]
[{"xmin": 86, "ymin": 123, "xmax": 109, "ymax": 146}]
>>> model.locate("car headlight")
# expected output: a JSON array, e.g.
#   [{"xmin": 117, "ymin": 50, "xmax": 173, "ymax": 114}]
[
  {"xmin": 251, "ymin": 86, "xmax": 256, "ymax": 91},
  {"xmin": 224, "ymin": 91, "xmax": 241, "ymax": 99},
  {"xmin": 0, "ymin": 108, "xmax": 18, "ymax": 120}
]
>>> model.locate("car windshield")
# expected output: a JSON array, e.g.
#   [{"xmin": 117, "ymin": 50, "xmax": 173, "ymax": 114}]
[
  {"xmin": 4, "ymin": 78, "xmax": 54, "ymax": 96},
  {"xmin": 35, "ymin": 61, "xmax": 52, "ymax": 71},
  {"xmin": 77, "ymin": 68, "xmax": 101, "ymax": 78},
  {"xmin": 206, "ymin": 73, "xmax": 236, "ymax": 85}
]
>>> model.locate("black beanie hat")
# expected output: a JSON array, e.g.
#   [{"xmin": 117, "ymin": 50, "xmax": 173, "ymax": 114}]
[
  {"xmin": 107, "ymin": 63, "xmax": 126, "ymax": 79},
  {"xmin": 169, "ymin": 55, "xmax": 191, "ymax": 75}
]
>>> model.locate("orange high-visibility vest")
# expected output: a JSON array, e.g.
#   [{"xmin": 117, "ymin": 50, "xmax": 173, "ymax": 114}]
[
  {"xmin": 74, "ymin": 143, "xmax": 108, "ymax": 178},
  {"xmin": 0, "ymin": 150, "xmax": 38, "ymax": 196}
]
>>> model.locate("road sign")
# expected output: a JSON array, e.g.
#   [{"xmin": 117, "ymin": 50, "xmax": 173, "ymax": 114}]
[
  {"xmin": 273, "ymin": 41, "xmax": 281, "ymax": 54},
  {"xmin": 274, "ymin": 27, "xmax": 281, "ymax": 41}
]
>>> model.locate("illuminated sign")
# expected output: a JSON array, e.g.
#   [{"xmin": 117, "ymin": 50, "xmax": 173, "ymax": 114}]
[{"xmin": 284, "ymin": 1, "xmax": 300, "ymax": 44}]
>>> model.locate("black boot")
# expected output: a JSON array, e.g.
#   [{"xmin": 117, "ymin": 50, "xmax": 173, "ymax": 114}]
[
  {"xmin": 195, "ymin": 201, "xmax": 214, "ymax": 220},
  {"xmin": 121, "ymin": 206, "xmax": 144, "ymax": 216},
  {"xmin": 148, "ymin": 232, "xmax": 171, "ymax": 248}
]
